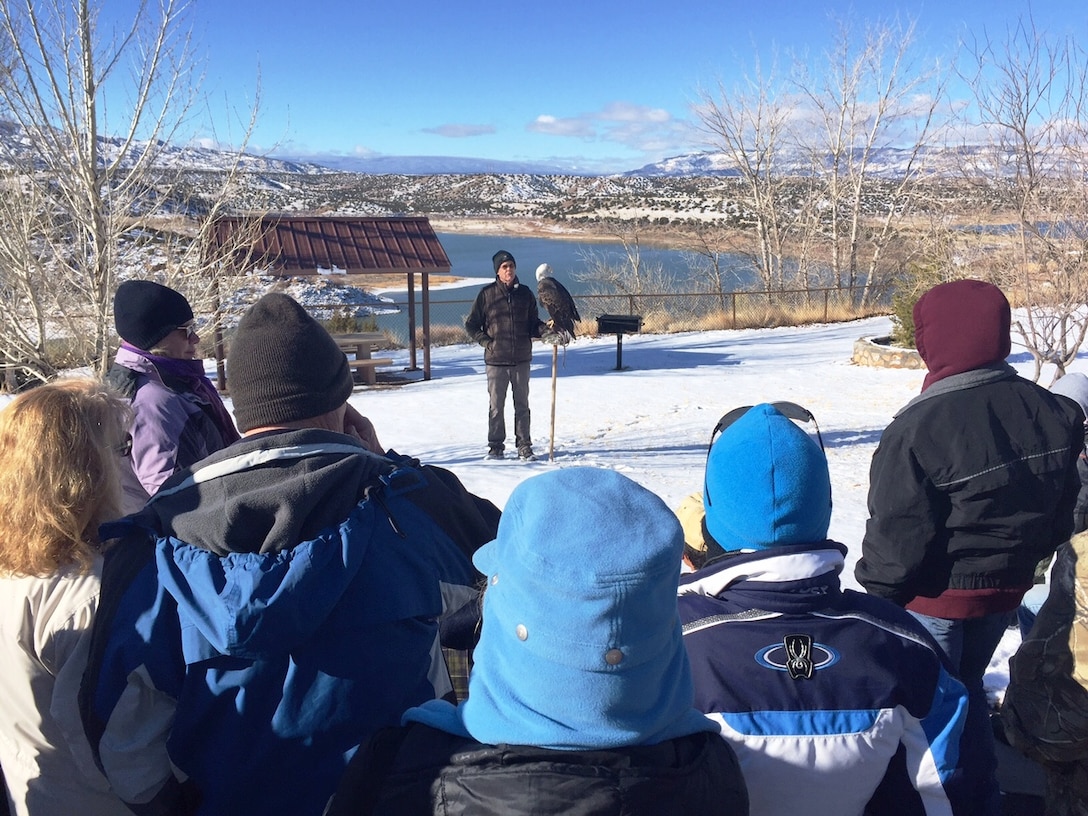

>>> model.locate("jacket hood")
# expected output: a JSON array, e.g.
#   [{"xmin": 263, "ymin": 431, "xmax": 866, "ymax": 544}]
[
  {"xmin": 704, "ymin": 404, "xmax": 831, "ymax": 551},
  {"xmin": 156, "ymin": 504, "xmax": 379, "ymax": 658},
  {"xmin": 442, "ymin": 468, "xmax": 715, "ymax": 749},
  {"xmin": 146, "ymin": 429, "xmax": 392, "ymax": 657},
  {"xmin": 914, "ymin": 279, "xmax": 1011, "ymax": 391},
  {"xmin": 679, "ymin": 540, "xmax": 846, "ymax": 615}
]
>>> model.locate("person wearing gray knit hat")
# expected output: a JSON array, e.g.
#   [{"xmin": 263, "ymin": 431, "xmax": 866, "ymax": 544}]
[
  {"xmin": 82, "ymin": 292, "xmax": 499, "ymax": 816},
  {"xmin": 227, "ymin": 293, "xmax": 354, "ymax": 433}
]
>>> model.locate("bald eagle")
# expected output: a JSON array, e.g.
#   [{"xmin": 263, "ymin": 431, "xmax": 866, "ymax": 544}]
[{"xmin": 535, "ymin": 263, "xmax": 581, "ymax": 337}]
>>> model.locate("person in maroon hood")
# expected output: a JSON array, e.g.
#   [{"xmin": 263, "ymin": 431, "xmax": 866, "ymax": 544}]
[{"xmin": 856, "ymin": 278, "xmax": 1083, "ymax": 812}]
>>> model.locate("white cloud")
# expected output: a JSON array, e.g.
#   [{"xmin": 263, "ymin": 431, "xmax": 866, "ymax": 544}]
[
  {"xmin": 597, "ymin": 101, "xmax": 672, "ymax": 123},
  {"xmin": 527, "ymin": 114, "xmax": 595, "ymax": 138},
  {"xmin": 527, "ymin": 102, "xmax": 697, "ymax": 159},
  {"xmin": 422, "ymin": 123, "xmax": 497, "ymax": 138}
]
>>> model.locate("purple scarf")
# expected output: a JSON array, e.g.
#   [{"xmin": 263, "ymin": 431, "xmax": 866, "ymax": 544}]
[{"xmin": 123, "ymin": 342, "xmax": 240, "ymax": 444}]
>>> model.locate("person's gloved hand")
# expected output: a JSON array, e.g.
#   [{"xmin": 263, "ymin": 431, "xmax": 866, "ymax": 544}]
[{"xmin": 541, "ymin": 329, "xmax": 571, "ymax": 346}]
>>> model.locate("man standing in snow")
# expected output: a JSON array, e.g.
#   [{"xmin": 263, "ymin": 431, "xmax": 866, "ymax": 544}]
[
  {"xmin": 81, "ymin": 293, "xmax": 499, "ymax": 816},
  {"xmin": 465, "ymin": 250, "xmax": 551, "ymax": 461},
  {"xmin": 857, "ymin": 278, "xmax": 1083, "ymax": 813}
]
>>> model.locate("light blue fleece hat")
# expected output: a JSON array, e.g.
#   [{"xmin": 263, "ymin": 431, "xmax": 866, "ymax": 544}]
[
  {"xmin": 704, "ymin": 403, "xmax": 832, "ymax": 551},
  {"xmin": 457, "ymin": 467, "xmax": 715, "ymax": 750},
  {"xmin": 1051, "ymin": 373, "xmax": 1088, "ymax": 421}
]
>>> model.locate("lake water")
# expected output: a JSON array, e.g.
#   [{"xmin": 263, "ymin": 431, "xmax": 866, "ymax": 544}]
[
  {"xmin": 369, "ymin": 232, "xmax": 754, "ymax": 341},
  {"xmin": 431, "ymin": 232, "xmax": 701, "ymax": 293}
]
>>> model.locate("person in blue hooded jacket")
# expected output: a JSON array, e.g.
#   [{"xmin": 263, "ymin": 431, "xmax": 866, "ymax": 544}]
[
  {"xmin": 677, "ymin": 402, "xmax": 996, "ymax": 816},
  {"xmin": 79, "ymin": 293, "xmax": 499, "ymax": 816},
  {"xmin": 325, "ymin": 467, "xmax": 749, "ymax": 816}
]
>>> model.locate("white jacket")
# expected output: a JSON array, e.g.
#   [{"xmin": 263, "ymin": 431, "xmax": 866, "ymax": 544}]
[{"xmin": 0, "ymin": 559, "xmax": 128, "ymax": 816}]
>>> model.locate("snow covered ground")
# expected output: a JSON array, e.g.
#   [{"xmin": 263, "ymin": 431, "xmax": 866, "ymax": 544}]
[
  {"xmin": 8, "ymin": 311, "xmax": 1072, "ymax": 698},
  {"xmin": 332, "ymin": 313, "xmax": 1066, "ymax": 700}
]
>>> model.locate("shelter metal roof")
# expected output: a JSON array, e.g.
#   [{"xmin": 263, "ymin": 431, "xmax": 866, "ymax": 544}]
[{"xmin": 208, "ymin": 215, "xmax": 451, "ymax": 276}]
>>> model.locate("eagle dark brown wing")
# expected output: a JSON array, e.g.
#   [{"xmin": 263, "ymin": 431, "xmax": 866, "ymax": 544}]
[{"xmin": 537, "ymin": 276, "xmax": 581, "ymax": 337}]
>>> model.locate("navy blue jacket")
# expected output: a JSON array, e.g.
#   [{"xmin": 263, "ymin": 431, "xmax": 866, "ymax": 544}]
[{"xmin": 679, "ymin": 541, "xmax": 994, "ymax": 816}]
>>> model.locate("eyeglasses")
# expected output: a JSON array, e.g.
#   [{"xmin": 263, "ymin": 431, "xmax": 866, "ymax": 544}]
[
  {"xmin": 112, "ymin": 432, "xmax": 133, "ymax": 457},
  {"xmin": 177, "ymin": 321, "xmax": 198, "ymax": 341},
  {"xmin": 704, "ymin": 401, "xmax": 825, "ymax": 509},
  {"xmin": 709, "ymin": 401, "xmax": 824, "ymax": 452}
]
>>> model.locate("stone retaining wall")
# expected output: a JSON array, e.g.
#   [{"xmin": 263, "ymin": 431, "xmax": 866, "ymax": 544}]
[{"xmin": 852, "ymin": 336, "xmax": 925, "ymax": 369}]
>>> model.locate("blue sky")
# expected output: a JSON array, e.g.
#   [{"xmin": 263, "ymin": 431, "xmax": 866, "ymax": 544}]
[{"xmin": 148, "ymin": 1, "xmax": 1087, "ymax": 172}]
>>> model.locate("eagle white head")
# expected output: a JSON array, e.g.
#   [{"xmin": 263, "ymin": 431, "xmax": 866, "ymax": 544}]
[{"xmin": 535, "ymin": 263, "xmax": 553, "ymax": 282}]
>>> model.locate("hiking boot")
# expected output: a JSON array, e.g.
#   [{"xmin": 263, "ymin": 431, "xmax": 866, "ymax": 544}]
[
  {"xmin": 486, "ymin": 449, "xmax": 504, "ymax": 461},
  {"xmin": 518, "ymin": 448, "xmax": 537, "ymax": 461}
]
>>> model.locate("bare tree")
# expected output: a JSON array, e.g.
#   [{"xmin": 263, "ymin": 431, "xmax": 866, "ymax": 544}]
[
  {"xmin": 959, "ymin": 16, "xmax": 1088, "ymax": 382},
  {"xmin": 693, "ymin": 19, "xmax": 948, "ymax": 303},
  {"xmin": 0, "ymin": 0, "xmax": 268, "ymax": 386},
  {"xmin": 574, "ymin": 224, "xmax": 674, "ymax": 296},
  {"xmin": 694, "ymin": 56, "xmax": 815, "ymax": 292},
  {"xmin": 681, "ymin": 222, "xmax": 751, "ymax": 309},
  {"xmin": 0, "ymin": 0, "xmax": 201, "ymax": 381},
  {"xmin": 792, "ymin": 16, "xmax": 951, "ymax": 305}
]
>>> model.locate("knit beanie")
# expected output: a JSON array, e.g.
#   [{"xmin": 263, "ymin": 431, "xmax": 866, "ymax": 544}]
[
  {"xmin": 704, "ymin": 404, "xmax": 831, "ymax": 551},
  {"xmin": 492, "ymin": 250, "xmax": 516, "ymax": 274},
  {"xmin": 113, "ymin": 280, "xmax": 194, "ymax": 351},
  {"xmin": 914, "ymin": 279, "xmax": 1011, "ymax": 391},
  {"xmin": 227, "ymin": 293, "xmax": 353, "ymax": 432},
  {"xmin": 458, "ymin": 467, "xmax": 716, "ymax": 750}
]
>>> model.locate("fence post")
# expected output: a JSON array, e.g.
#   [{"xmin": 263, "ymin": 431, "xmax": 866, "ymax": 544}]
[
  {"xmin": 731, "ymin": 293, "xmax": 736, "ymax": 329},
  {"xmin": 824, "ymin": 290, "xmax": 829, "ymax": 323}
]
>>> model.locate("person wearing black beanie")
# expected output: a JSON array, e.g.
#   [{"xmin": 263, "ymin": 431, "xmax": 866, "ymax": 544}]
[
  {"xmin": 223, "ymin": 293, "xmax": 383, "ymax": 452},
  {"xmin": 107, "ymin": 279, "xmax": 239, "ymax": 511},
  {"xmin": 113, "ymin": 280, "xmax": 195, "ymax": 352},
  {"xmin": 464, "ymin": 249, "xmax": 549, "ymax": 461}
]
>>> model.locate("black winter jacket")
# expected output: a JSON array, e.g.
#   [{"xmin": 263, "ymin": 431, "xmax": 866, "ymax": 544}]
[
  {"xmin": 857, "ymin": 364, "xmax": 1082, "ymax": 608},
  {"xmin": 464, "ymin": 277, "xmax": 544, "ymax": 366},
  {"xmin": 324, "ymin": 722, "xmax": 749, "ymax": 816}
]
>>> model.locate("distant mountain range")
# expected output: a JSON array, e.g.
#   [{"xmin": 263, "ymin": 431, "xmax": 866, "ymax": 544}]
[
  {"xmin": 287, "ymin": 153, "xmax": 589, "ymax": 176},
  {"xmin": 264, "ymin": 144, "xmax": 1011, "ymax": 180},
  {"xmin": 0, "ymin": 118, "xmax": 1029, "ymax": 180}
]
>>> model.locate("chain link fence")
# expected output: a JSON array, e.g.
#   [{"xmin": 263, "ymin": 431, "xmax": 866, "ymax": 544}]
[{"xmin": 344, "ymin": 287, "xmax": 892, "ymax": 349}]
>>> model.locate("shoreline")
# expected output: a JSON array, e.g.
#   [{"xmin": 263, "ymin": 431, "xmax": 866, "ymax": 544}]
[
  {"xmin": 348, "ymin": 216, "xmax": 701, "ymax": 291},
  {"xmin": 426, "ymin": 215, "xmax": 695, "ymax": 251}
]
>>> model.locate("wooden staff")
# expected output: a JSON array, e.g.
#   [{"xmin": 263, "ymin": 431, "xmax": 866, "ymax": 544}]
[{"xmin": 549, "ymin": 344, "xmax": 558, "ymax": 461}]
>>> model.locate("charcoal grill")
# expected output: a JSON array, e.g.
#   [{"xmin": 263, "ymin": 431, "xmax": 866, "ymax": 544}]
[{"xmin": 596, "ymin": 314, "xmax": 643, "ymax": 370}]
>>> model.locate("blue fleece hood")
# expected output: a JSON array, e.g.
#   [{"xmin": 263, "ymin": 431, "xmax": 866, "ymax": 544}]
[{"xmin": 407, "ymin": 467, "xmax": 715, "ymax": 750}]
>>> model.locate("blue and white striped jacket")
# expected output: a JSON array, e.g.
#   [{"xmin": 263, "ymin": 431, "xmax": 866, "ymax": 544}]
[{"xmin": 678, "ymin": 541, "xmax": 993, "ymax": 816}]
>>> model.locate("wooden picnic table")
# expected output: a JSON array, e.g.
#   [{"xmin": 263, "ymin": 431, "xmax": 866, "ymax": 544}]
[{"xmin": 333, "ymin": 332, "xmax": 394, "ymax": 386}]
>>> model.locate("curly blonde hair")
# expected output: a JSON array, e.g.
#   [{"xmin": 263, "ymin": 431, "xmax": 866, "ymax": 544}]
[{"xmin": 0, "ymin": 378, "xmax": 131, "ymax": 577}]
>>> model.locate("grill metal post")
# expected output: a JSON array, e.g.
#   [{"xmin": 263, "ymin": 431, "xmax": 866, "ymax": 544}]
[{"xmin": 596, "ymin": 314, "xmax": 643, "ymax": 371}]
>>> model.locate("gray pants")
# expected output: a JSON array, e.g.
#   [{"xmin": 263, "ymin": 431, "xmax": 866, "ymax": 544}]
[{"xmin": 486, "ymin": 362, "xmax": 531, "ymax": 452}]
